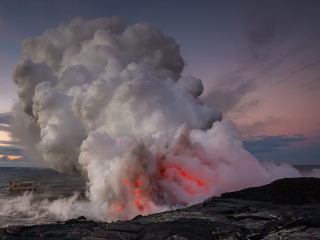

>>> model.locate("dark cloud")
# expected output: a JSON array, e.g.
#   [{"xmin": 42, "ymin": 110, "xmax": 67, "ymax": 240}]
[
  {"xmin": 201, "ymin": 76, "xmax": 255, "ymax": 114},
  {"xmin": 0, "ymin": 140, "xmax": 21, "ymax": 146},
  {"xmin": 0, "ymin": 155, "xmax": 23, "ymax": 162},
  {"xmin": 251, "ymin": 145, "xmax": 320, "ymax": 165},
  {"xmin": 246, "ymin": 18, "xmax": 275, "ymax": 45},
  {"xmin": 0, "ymin": 145, "xmax": 24, "ymax": 156},
  {"xmin": 7, "ymin": 102, "xmax": 43, "ymax": 158},
  {"xmin": 0, "ymin": 103, "xmax": 48, "ymax": 167},
  {"xmin": 237, "ymin": 116, "xmax": 282, "ymax": 135},
  {"xmin": 242, "ymin": 0, "xmax": 301, "ymax": 61},
  {"xmin": 315, "ymin": 123, "xmax": 320, "ymax": 125},
  {"xmin": 0, "ymin": 155, "xmax": 9, "ymax": 162},
  {"xmin": 0, "ymin": 112, "xmax": 13, "ymax": 132},
  {"xmin": 243, "ymin": 134, "xmax": 307, "ymax": 154},
  {"xmin": 201, "ymin": 2, "xmax": 288, "ymax": 116},
  {"xmin": 243, "ymin": 16, "xmax": 276, "ymax": 60},
  {"xmin": 0, "ymin": 112, "xmax": 13, "ymax": 124},
  {"xmin": 203, "ymin": 1, "xmax": 320, "ymax": 119},
  {"xmin": 0, "ymin": 124, "xmax": 10, "ymax": 132}
]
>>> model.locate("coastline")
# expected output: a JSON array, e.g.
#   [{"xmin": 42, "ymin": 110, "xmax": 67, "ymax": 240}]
[{"xmin": 1, "ymin": 177, "xmax": 320, "ymax": 239}]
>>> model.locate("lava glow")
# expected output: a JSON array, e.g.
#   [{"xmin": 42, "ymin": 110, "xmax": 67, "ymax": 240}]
[
  {"xmin": 105, "ymin": 133, "xmax": 214, "ymax": 217},
  {"xmin": 10, "ymin": 17, "xmax": 302, "ymax": 222}
]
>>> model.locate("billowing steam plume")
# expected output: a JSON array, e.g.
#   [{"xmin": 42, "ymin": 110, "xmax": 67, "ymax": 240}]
[{"xmin": 12, "ymin": 16, "xmax": 300, "ymax": 220}]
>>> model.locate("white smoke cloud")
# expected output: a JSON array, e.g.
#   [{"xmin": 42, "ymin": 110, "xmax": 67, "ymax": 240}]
[{"xmin": 11, "ymin": 16, "xmax": 301, "ymax": 221}]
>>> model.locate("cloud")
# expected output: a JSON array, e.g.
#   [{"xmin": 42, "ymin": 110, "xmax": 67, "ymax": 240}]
[
  {"xmin": 201, "ymin": 76, "xmax": 255, "ymax": 114},
  {"xmin": 6, "ymin": 16, "xmax": 305, "ymax": 221},
  {"xmin": 7, "ymin": 102, "xmax": 44, "ymax": 163},
  {"xmin": 201, "ymin": 3, "xmax": 281, "ymax": 116},
  {"xmin": 0, "ymin": 155, "xmax": 9, "ymax": 161},
  {"xmin": 0, "ymin": 124, "xmax": 10, "ymax": 132},
  {"xmin": 237, "ymin": 116, "xmax": 282, "ymax": 135},
  {"xmin": 241, "ymin": 0, "xmax": 300, "ymax": 62},
  {"xmin": 273, "ymin": 43, "xmax": 320, "ymax": 87},
  {"xmin": 243, "ymin": 134, "xmax": 307, "ymax": 154},
  {"xmin": 249, "ymin": 144, "xmax": 320, "ymax": 165},
  {"xmin": 315, "ymin": 122, "xmax": 320, "ymax": 125},
  {"xmin": 0, "ymin": 112, "xmax": 13, "ymax": 132},
  {"xmin": 12, "ymin": 17, "xmax": 221, "ymax": 173},
  {"xmin": 0, "ymin": 109, "xmax": 43, "ymax": 165},
  {"xmin": 0, "ymin": 145, "xmax": 24, "ymax": 156},
  {"xmin": 230, "ymin": 100, "xmax": 260, "ymax": 116},
  {"xmin": 243, "ymin": 16, "xmax": 276, "ymax": 60},
  {"xmin": 0, "ymin": 155, "xmax": 23, "ymax": 162},
  {"xmin": 0, "ymin": 140, "xmax": 21, "ymax": 146},
  {"xmin": 202, "ymin": 1, "xmax": 317, "ymax": 119},
  {"xmin": 0, "ymin": 112, "xmax": 13, "ymax": 124}
]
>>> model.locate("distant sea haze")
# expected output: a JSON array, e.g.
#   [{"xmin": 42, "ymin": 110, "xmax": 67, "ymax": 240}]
[{"xmin": 0, "ymin": 166, "xmax": 319, "ymax": 228}]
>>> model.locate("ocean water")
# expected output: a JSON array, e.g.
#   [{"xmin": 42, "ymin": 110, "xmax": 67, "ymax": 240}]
[
  {"xmin": 0, "ymin": 168, "xmax": 86, "ymax": 228},
  {"xmin": 0, "ymin": 166, "xmax": 319, "ymax": 228}
]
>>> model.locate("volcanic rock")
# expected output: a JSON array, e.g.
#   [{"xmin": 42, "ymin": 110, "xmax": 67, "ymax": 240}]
[
  {"xmin": 1, "ymin": 177, "xmax": 320, "ymax": 239},
  {"xmin": 221, "ymin": 177, "xmax": 320, "ymax": 205}
]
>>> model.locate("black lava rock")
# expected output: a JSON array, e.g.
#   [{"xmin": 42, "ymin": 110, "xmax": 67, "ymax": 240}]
[
  {"xmin": 221, "ymin": 177, "xmax": 320, "ymax": 205},
  {"xmin": 1, "ymin": 177, "xmax": 320, "ymax": 239}
]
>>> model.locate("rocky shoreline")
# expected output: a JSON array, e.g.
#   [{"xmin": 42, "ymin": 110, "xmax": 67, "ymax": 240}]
[{"xmin": 1, "ymin": 177, "xmax": 320, "ymax": 240}]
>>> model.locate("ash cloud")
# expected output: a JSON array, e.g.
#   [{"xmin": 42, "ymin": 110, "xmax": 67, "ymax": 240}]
[{"xmin": 10, "ymin": 16, "xmax": 301, "ymax": 221}]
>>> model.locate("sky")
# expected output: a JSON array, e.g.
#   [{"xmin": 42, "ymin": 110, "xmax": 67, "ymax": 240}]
[{"xmin": 0, "ymin": 0, "xmax": 319, "ymax": 167}]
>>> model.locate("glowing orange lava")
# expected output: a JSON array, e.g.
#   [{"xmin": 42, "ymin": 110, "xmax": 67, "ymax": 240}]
[{"xmin": 179, "ymin": 168, "xmax": 206, "ymax": 187}]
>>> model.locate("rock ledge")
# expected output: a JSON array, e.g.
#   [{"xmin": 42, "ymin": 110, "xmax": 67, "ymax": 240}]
[{"xmin": 1, "ymin": 177, "xmax": 320, "ymax": 240}]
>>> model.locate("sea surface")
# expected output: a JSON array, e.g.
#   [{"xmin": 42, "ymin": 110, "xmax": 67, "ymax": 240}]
[
  {"xmin": 0, "ymin": 166, "xmax": 319, "ymax": 228},
  {"xmin": 0, "ymin": 168, "xmax": 86, "ymax": 228}
]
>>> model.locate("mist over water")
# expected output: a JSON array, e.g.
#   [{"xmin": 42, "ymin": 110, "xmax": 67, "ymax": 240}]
[{"xmin": 7, "ymin": 17, "xmax": 316, "ymax": 221}]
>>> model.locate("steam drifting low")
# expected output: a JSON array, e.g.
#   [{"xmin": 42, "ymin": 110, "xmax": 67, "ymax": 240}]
[{"xmin": 12, "ymin": 17, "xmax": 300, "ymax": 220}]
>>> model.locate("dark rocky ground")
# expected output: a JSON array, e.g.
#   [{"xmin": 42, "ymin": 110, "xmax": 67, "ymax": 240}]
[
  {"xmin": 1, "ymin": 177, "xmax": 320, "ymax": 240},
  {"xmin": 222, "ymin": 177, "xmax": 320, "ymax": 205}
]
